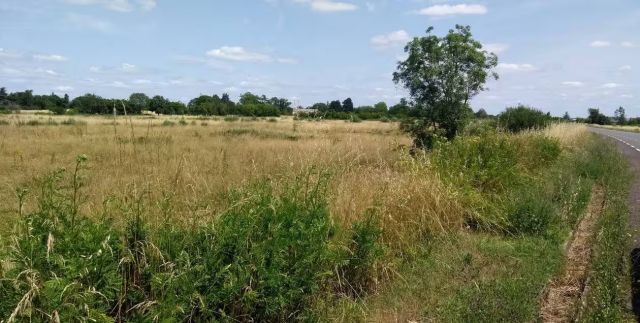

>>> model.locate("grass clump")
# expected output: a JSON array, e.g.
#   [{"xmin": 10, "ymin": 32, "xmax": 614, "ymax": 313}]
[
  {"xmin": 224, "ymin": 116, "xmax": 239, "ymax": 122},
  {"xmin": 161, "ymin": 120, "xmax": 175, "ymax": 127}
]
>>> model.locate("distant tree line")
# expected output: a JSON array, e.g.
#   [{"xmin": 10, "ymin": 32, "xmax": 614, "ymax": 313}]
[
  {"xmin": 0, "ymin": 87, "xmax": 293, "ymax": 117},
  {"xmin": 297, "ymin": 98, "xmax": 411, "ymax": 120}
]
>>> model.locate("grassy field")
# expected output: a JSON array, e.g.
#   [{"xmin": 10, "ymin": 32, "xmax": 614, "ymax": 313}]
[
  {"xmin": 0, "ymin": 114, "xmax": 631, "ymax": 321},
  {"xmin": 592, "ymin": 124, "xmax": 640, "ymax": 133}
]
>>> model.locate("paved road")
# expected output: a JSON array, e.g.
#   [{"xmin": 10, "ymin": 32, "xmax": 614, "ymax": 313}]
[
  {"xmin": 590, "ymin": 126, "xmax": 640, "ymax": 318},
  {"xmin": 591, "ymin": 127, "xmax": 640, "ymax": 154}
]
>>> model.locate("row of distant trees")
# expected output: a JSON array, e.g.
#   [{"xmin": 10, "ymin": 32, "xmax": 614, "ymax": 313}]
[
  {"xmin": 0, "ymin": 87, "xmax": 294, "ymax": 117},
  {"xmin": 582, "ymin": 107, "xmax": 639, "ymax": 126}
]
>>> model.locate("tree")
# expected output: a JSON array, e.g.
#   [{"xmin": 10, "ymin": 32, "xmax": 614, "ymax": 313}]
[
  {"xmin": 0, "ymin": 87, "xmax": 7, "ymax": 100},
  {"xmin": 328, "ymin": 100, "xmax": 342, "ymax": 112},
  {"xmin": 474, "ymin": 108, "xmax": 489, "ymax": 119},
  {"xmin": 586, "ymin": 108, "xmax": 610, "ymax": 125},
  {"xmin": 562, "ymin": 111, "xmax": 571, "ymax": 121},
  {"xmin": 149, "ymin": 95, "xmax": 171, "ymax": 114},
  {"xmin": 373, "ymin": 102, "xmax": 388, "ymax": 112},
  {"xmin": 393, "ymin": 25, "xmax": 499, "ymax": 148},
  {"xmin": 128, "ymin": 93, "xmax": 149, "ymax": 114},
  {"xmin": 342, "ymin": 98, "xmax": 354, "ymax": 112},
  {"xmin": 614, "ymin": 106, "xmax": 626, "ymax": 125},
  {"xmin": 389, "ymin": 98, "xmax": 410, "ymax": 117}
]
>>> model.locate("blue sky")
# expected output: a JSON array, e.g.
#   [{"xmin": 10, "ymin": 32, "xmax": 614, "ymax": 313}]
[{"xmin": 0, "ymin": 0, "xmax": 638, "ymax": 117}]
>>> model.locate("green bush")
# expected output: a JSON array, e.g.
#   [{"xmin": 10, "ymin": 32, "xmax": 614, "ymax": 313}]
[
  {"xmin": 506, "ymin": 187, "xmax": 556, "ymax": 235},
  {"xmin": 336, "ymin": 212, "xmax": 384, "ymax": 297},
  {"xmin": 161, "ymin": 120, "xmax": 175, "ymax": 127},
  {"xmin": 224, "ymin": 116, "xmax": 239, "ymax": 122},
  {"xmin": 498, "ymin": 105, "xmax": 551, "ymax": 133}
]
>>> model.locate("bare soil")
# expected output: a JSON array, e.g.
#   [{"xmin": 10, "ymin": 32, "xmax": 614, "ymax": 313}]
[{"xmin": 539, "ymin": 186, "xmax": 605, "ymax": 322}]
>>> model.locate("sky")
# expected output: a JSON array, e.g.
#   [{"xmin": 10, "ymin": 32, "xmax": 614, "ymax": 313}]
[{"xmin": 0, "ymin": 0, "xmax": 638, "ymax": 117}]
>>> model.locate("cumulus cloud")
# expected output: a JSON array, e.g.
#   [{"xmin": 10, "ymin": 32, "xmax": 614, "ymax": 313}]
[
  {"xmin": 602, "ymin": 83, "xmax": 621, "ymax": 88},
  {"xmin": 33, "ymin": 54, "xmax": 68, "ymax": 62},
  {"xmin": 370, "ymin": 30, "xmax": 411, "ymax": 50},
  {"xmin": 497, "ymin": 63, "xmax": 537, "ymax": 72},
  {"xmin": 207, "ymin": 47, "xmax": 272, "ymax": 62},
  {"xmin": 483, "ymin": 43, "xmax": 509, "ymax": 54},
  {"xmin": 562, "ymin": 81, "xmax": 584, "ymax": 87},
  {"xmin": 589, "ymin": 40, "xmax": 610, "ymax": 47},
  {"xmin": 55, "ymin": 86, "xmax": 74, "ymax": 91},
  {"xmin": 416, "ymin": 4, "xmax": 488, "ymax": 16},
  {"xmin": 621, "ymin": 94, "xmax": 633, "ymax": 98},
  {"xmin": 293, "ymin": 0, "xmax": 357, "ymax": 12}
]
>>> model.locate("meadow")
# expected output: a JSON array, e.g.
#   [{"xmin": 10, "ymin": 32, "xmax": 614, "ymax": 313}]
[{"xmin": 0, "ymin": 113, "xmax": 631, "ymax": 322}]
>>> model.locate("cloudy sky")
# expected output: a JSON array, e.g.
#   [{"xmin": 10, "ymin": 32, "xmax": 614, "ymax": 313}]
[{"xmin": 0, "ymin": 0, "xmax": 638, "ymax": 116}]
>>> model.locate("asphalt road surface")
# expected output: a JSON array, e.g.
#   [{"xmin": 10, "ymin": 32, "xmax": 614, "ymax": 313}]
[{"xmin": 590, "ymin": 126, "xmax": 640, "ymax": 318}]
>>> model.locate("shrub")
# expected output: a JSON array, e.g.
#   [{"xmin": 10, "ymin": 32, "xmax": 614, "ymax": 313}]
[
  {"xmin": 498, "ymin": 105, "xmax": 551, "ymax": 133},
  {"xmin": 506, "ymin": 187, "xmax": 556, "ymax": 235},
  {"xmin": 161, "ymin": 120, "xmax": 175, "ymax": 127},
  {"xmin": 336, "ymin": 211, "xmax": 385, "ymax": 297},
  {"xmin": 224, "ymin": 116, "xmax": 239, "ymax": 122},
  {"xmin": 178, "ymin": 118, "xmax": 188, "ymax": 126}
]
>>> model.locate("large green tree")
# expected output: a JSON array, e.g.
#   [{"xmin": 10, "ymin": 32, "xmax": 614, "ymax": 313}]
[{"xmin": 393, "ymin": 25, "xmax": 499, "ymax": 148}]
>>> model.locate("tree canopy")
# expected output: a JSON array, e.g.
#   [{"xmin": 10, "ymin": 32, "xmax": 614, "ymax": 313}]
[{"xmin": 393, "ymin": 25, "xmax": 499, "ymax": 148}]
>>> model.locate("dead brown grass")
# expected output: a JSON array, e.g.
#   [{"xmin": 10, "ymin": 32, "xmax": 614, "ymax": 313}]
[{"xmin": 0, "ymin": 114, "xmax": 465, "ymax": 245}]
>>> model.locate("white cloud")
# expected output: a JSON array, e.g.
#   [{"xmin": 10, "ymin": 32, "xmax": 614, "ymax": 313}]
[
  {"xmin": 602, "ymin": 83, "xmax": 621, "ymax": 88},
  {"xmin": 562, "ymin": 81, "xmax": 584, "ymax": 87},
  {"xmin": 67, "ymin": 13, "xmax": 113, "ymax": 33},
  {"xmin": 119, "ymin": 63, "xmax": 138, "ymax": 72},
  {"xmin": 276, "ymin": 58, "xmax": 299, "ymax": 64},
  {"xmin": 132, "ymin": 79, "xmax": 152, "ymax": 84},
  {"xmin": 619, "ymin": 65, "xmax": 632, "ymax": 71},
  {"xmin": 55, "ymin": 86, "xmax": 74, "ymax": 91},
  {"xmin": 33, "ymin": 54, "xmax": 68, "ymax": 62},
  {"xmin": 621, "ymin": 94, "xmax": 633, "ymax": 98},
  {"xmin": 207, "ymin": 47, "xmax": 271, "ymax": 62},
  {"xmin": 207, "ymin": 46, "xmax": 272, "ymax": 62},
  {"xmin": 589, "ymin": 40, "xmax": 610, "ymax": 48},
  {"xmin": 63, "ymin": 0, "xmax": 155, "ymax": 12},
  {"xmin": 137, "ymin": 0, "xmax": 156, "ymax": 11},
  {"xmin": 497, "ymin": 63, "xmax": 538, "ymax": 72},
  {"xmin": 89, "ymin": 66, "xmax": 102, "ymax": 72},
  {"xmin": 371, "ymin": 30, "xmax": 411, "ymax": 49},
  {"xmin": 483, "ymin": 43, "xmax": 509, "ymax": 54},
  {"xmin": 621, "ymin": 41, "xmax": 636, "ymax": 48},
  {"xmin": 293, "ymin": 0, "xmax": 358, "ymax": 12},
  {"xmin": 416, "ymin": 4, "xmax": 488, "ymax": 16},
  {"xmin": 0, "ymin": 48, "xmax": 22, "ymax": 59}
]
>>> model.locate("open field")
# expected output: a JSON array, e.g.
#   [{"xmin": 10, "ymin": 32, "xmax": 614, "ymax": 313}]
[
  {"xmin": 0, "ymin": 115, "xmax": 633, "ymax": 321},
  {"xmin": 592, "ymin": 124, "xmax": 640, "ymax": 133}
]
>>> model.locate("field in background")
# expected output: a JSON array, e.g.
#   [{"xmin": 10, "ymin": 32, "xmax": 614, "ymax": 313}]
[{"xmin": 593, "ymin": 124, "xmax": 640, "ymax": 133}]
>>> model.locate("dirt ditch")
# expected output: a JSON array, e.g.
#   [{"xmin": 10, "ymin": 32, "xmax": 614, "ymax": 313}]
[{"xmin": 539, "ymin": 186, "xmax": 605, "ymax": 322}]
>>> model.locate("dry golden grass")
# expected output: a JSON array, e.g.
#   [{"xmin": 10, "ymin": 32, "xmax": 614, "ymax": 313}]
[{"xmin": 0, "ymin": 114, "xmax": 466, "ymax": 245}]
